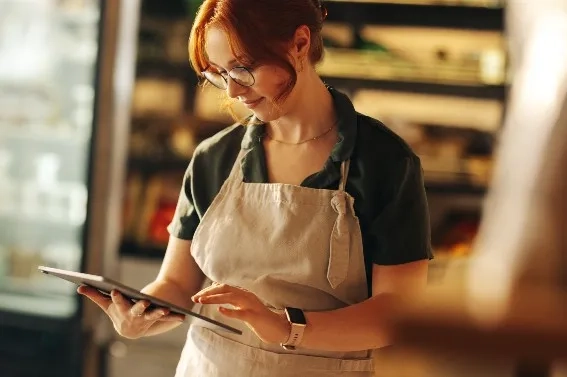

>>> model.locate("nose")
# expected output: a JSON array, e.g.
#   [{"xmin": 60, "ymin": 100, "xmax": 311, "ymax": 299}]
[{"xmin": 225, "ymin": 77, "xmax": 247, "ymax": 99}]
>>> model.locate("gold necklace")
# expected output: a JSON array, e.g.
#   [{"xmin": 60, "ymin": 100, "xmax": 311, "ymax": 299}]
[{"xmin": 264, "ymin": 124, "xmax": 336, "ymax": 145}]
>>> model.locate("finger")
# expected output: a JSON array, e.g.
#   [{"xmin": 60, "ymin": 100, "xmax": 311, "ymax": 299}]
[
  {"xmin": 142, "ymin": 307, "xmax": 168, "ymax": 321},
  {"xmin": 192, "ymin": 284, "xmax": 241, "ymax": 302},
  {"xmin": 78, "ymin": 285, "xmax": 109, "ymax": 299},
  {"xmin": 160, "ymin": 313, "xmax": 186, "ymax": 322},
  {"xmin": 129, "ymin": 299, "xmax": 151, "ymax": 318},
  {"xmin": 77, "ymin": 285, "xmax": 95, "ymax": 295},
  {"xmin": 77, "ymin": 286, "xmax": 112, "ymax": 312},
  {"xmin": 192, "ymin": 283, "xmax": 228, "ymax": 299},
  {"xmin": 197, "ymin": 292, "xmax": 244, "ymax": 307},
  {"xmin": 110, "ymin": 290, "xmax": 135, "ymax": 314},
  {"xmin": 218, "ymin": 306, "xmax": 248, "ymax": 321}
]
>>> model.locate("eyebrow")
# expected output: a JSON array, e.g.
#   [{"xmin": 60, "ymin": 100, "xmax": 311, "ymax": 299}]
[{"xmin": 208, "ymin": 59, "xmax": 238, "ymax": 70}]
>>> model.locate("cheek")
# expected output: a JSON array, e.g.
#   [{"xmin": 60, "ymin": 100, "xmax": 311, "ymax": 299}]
[
  {"xmin": 270, "ymin": 66, "xmax": 292, "ymax": 87},
  {"xmin": 254, "ymin": 66, "xmax": 291, "ymax": 98}
]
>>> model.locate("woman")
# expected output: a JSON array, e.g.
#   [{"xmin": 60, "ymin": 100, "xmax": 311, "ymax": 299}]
[{"xmin": 79, "ymin": 0, "xmax": 433, "ymax": 375}]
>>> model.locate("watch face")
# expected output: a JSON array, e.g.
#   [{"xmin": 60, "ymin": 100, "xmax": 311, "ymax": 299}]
[{"xmin": 286, "ymin": 307, "xmax": 307, "ymax": 325}]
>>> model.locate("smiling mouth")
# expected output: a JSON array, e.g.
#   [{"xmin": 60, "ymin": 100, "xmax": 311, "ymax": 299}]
[
  {"xmin": 242, "ymin": 98, "xmax": 262, "ymax": 105},
  {"xmin": 241, "ymin": 97, "xmax": 264, "ymax": 108}
]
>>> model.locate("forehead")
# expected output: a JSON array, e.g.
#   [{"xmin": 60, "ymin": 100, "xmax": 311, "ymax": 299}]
[{"xmin": 204, "ymin": 26, "xmax": 237, "ymax": 68}]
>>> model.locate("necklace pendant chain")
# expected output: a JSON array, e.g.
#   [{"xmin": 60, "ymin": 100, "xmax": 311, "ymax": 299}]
[{"xmin": 265, "ymin": 124, "xmax": 336, "ymax": 145}]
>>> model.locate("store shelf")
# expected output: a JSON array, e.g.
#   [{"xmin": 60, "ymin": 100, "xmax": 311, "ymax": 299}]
[
  {"xmin": 425, "ymin": 181, "xmax": 487, "ymax": 195},
  {"xmin": 322, "ymin": 75, "xmax": 506, "ymax": 99},
  {"xmin": 423, "ymin": 163, "xmax": 490, "ymax": 195},
  {"xmin": 325, "ymin": 0, "xmax": 505, "ymax": 8},
  {"xmin": 140, "ymin": 0, "xmax": 191, "ymax": 17},
  {"xmin": 324, "ymin": 0, "xmax": 503, "ymax": 8},
  {"xmin": 128, "ymin": 155, "xmax": 190, "ymax": 173},
  {"xmin": 136, "ymin": 59, "xmax": 196, "ymax": 81},
  {"xmin": 324, "ymin": 1, "xmax": 504, "ymax": 30}
]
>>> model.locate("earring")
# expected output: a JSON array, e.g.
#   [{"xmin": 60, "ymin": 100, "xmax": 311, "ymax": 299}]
[{"xmin": 298, "ymin": 59, "xmax": 304, "ymax": 73}]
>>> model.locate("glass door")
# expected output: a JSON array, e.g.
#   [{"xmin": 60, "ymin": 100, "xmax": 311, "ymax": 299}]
[{"xmin": 0, "ymin": 0, "xmax": 102, "ymax": 318}]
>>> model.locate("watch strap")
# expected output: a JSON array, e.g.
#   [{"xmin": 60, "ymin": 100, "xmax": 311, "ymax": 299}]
[{"xmin": 280, "ymin": 307, "xmax": 306, "ymax": 350}]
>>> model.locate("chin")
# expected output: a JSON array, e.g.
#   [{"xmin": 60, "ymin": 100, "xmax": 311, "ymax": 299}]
[
  {"xmin": 252, "ymin": 103, "xmax": 282, "ymax": 123},
  {"xmin": 252, "ymin": 112, "xmax": 277, "ymax": 123},
  {"xmin": 251, "ymin": 107, "xmax": 282, "ymax": 123}
]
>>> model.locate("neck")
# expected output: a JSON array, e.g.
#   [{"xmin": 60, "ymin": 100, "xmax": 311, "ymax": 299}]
[{"xmin": 267, "ymin": 68, "xmax": 336, "ymax": 144}]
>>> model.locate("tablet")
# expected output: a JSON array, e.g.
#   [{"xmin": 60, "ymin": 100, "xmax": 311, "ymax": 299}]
[{"xmin": 38, "ymin": 266, "xmax": 242, "ymax": 335}]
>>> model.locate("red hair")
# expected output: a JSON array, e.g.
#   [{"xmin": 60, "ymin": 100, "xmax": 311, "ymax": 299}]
[{"xmin": 188, "ymin": 0, "xmax": 326, "ymax": 102}]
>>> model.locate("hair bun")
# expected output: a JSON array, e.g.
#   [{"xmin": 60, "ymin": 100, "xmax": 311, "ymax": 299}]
[
  {"xmin": 320, "ymin": 3, "xmax": 328, "ymax": 20},
  {"xmin": 312, "ymin": 0, "xmax": 328, "ymax": 21}
]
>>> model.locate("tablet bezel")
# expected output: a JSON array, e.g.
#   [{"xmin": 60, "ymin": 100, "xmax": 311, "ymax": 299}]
[{"xmin": 38, "ymin": 266, "xmax": 242, "ymax": 335}]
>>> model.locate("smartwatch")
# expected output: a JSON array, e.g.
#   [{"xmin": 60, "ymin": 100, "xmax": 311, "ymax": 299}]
[{"xmin": 280, "ymin": 307, "xmax": 307, "ymax": 350}]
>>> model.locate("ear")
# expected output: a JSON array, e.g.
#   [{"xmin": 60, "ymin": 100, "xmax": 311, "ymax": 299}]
[{"xmin": 292, "ymin": 25, "xmax": 312, "ymax": 59}]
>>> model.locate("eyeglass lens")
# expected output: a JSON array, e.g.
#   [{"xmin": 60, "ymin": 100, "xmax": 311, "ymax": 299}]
[{"xmin": 203, "ymin": 67, "xmax": 254, "ymax": 89}]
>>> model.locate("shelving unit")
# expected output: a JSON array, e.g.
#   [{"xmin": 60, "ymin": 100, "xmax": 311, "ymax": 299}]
[
  {"xmin": 324, "ymin": 0, "xmax": 503, "ymax": 7},
  {"xmin": 136, "ymin": 59, "xmax": 196, "ymax": 81},
  {"xmin": 120, "ymin": 0, "xmax": 509, "ymax": 261},
  {"xmin": 425, "ymin": 181, "xmax": 487, "ymax": 195},
  {"xmin": 323, "ymin": 76, "xmax": 506, "ymax": 99},
  {"xmin": 324, "ymin": 1, "xmax": 504, "ymax": 30},
  {"xmin": 127, "ymin": 156, "xmax": 189, "ymax": 174},
  {"xmin": 317, "ymin": 0, "xmax": 509, "ymax": 264}
]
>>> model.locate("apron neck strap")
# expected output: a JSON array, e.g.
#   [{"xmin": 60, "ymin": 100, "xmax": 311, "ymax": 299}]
[
  {"xmin": 228, "ymin": 150, "xmax": 351, "ymax": 191},
  {"xmin": 338, "ymin": 160, "xmax": 350, "ymax": 192},
  {"xmin": 228, "ymin": 149, "xmax": 247, "ymax": 181}
]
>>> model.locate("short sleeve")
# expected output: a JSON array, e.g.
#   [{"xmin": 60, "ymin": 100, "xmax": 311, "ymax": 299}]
[
  {"xmin": 368, "ymin": 155, "xmax": 433, "ymax": 265},
  {"xmin": 167, "ymin": 159, "xmax": 200, "ymax": 240}
]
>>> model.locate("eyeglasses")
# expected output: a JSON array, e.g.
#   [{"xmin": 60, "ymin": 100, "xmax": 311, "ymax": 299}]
[{"xmin": 201, "ymin": 66, "xmax": 255, "ymax": 90}]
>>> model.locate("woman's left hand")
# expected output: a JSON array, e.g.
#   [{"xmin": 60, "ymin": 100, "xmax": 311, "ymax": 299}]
[{"xmin": 192, "ymin": 283, "xmax": 290, "ymax": 345}]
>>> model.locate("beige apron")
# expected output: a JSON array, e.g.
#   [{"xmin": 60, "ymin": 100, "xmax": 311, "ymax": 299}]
[{"xmin": 175, "ymin": 149, "xmax": 375, "ymax": 376}]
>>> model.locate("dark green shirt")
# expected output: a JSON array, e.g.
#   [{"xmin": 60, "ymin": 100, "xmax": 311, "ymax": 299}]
[{"xmin": 168, "ymin": 87, "xmax": 433, "ymax": 289}]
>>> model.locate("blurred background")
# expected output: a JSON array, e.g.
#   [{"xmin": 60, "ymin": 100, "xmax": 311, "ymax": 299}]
[{"xmin": 0, "ymin": 0, "xmax": 565, "ymax": 377}]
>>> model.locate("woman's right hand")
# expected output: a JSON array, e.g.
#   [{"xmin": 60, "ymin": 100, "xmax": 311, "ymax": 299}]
[{"xmin": 78, "ymin": 285, "xmax": 185, "ymax": 339}]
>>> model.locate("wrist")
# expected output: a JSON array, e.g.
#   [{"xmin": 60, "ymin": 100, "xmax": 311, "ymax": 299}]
[
  {"xmin": 279, "ymin": 307, "xmax": 307, "ymax": 350},
  {"xmin": 277, "ymin": 311, "xmax": 292, "ymax": 345}
]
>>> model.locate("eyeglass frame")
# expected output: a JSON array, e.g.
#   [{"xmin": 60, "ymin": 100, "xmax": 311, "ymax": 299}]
[{"xmin": 201, "ymin": 66, "xmax": 256, "ymax": 90}]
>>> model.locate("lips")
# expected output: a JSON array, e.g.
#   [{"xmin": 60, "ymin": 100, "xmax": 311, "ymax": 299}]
[
  {"xmin": 241, "ymin": 98, "xmax": 263, "ymax": 105},
  {"xmin": 241, "ymin": 97, "xmax": 264, "ymax": 109}
]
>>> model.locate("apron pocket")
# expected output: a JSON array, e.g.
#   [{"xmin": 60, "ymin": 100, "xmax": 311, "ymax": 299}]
[{"xmin": 185, "ymin": 326, "xmax": 374, "ymax": 376}]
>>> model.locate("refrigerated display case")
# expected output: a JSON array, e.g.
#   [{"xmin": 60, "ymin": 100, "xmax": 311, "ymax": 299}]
[{"xmin": 0, "ymin": 1, "xmax": 140, "ymax": 376}]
